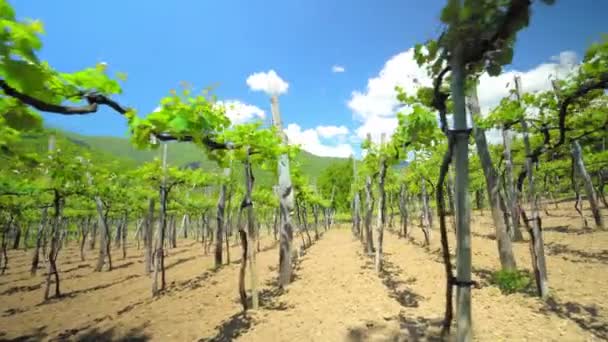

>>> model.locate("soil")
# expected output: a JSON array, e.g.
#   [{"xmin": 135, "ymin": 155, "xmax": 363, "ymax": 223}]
[{"xmin": 0, "ymin": 201, "xmax": 606, "ymax": 341}]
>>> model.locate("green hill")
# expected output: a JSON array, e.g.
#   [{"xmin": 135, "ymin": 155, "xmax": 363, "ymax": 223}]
[{"xmin": 34, "ymin": 129, "xmax": 346, "ymax": 185}]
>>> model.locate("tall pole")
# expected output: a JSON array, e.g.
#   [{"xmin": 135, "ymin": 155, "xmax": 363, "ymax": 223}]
[
  {"xmin": 352, "ymin": 154, "xmax": 361, "ymax": 237},
  {"xmin": 271, "ymin": 95, "xmax": 295, "ymax": 287},
  {"xmin": 451, "ymin": 41, "xmax": 472, "ymax": 342}
]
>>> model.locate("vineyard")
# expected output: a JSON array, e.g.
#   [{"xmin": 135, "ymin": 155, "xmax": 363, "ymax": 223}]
[{"xmin": 1, "ymin": 0, "xmax": 607, "ymax": 341}]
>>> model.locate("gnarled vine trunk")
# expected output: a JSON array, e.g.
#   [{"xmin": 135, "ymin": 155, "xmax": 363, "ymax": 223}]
[
  {"xmin": 215, "ymin": 168, "xmax": 230, "ymax": 268},
  {"xmin": 516, "ymin": 75, "xmax": 549, "ymax": 298},
  {"xmin": 502, "ymin": 126, "xmax": 524, "ymax": 241},
  {"xmin": 364, "ymin": 175, "xmax": 375, "ymax": 254},
  {"xmin": 31, "ymin": 208, "xmax": 47, "ymax": 276},
  {"xmin": 398, "ymin": 184, "xmax": 409, "ymax": 238},
  {"xmin": 144, "ymin": 199, "xmax": 155, "ymax": 275},
  {"xmin": 44, "ymin": 191, "xmax": 62, "ymax": 300},
  {"xmin": 420, "ymin": 180, "xmax": 432, "ymax": 246}
]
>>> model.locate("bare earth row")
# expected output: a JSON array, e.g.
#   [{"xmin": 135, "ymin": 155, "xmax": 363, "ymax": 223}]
[{"xmin": 0, "ymin": 205, "xmax": 606, "ymax": 341}]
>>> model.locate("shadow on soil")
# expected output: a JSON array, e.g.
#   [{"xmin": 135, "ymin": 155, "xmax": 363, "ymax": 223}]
[
  {"xmin": 1, "ymin": 283, "xmax": 41, "ymax": 296},
  {"xmin": 345, "ymin": 314, "xmax": 444, "ymax": 342},
  {"xmin": 0, "ymin": 326, "xmax": 47, "ymax": 342},
  {"xmin": 112, "ymin": 261, "xmax": 135, "ymax": 270},
  {"xmin": 541, "ymin": 297, "xmax": 608, "ymax": 340},
  {"xmin": 199, "ymin": 312, "xmax": 253, "ymax": 342},
  {"xmin": 379, "ymin": 259, "xmax": 423, "ymax": 308},
  {"xmin": 71, "ymin": 327, "xmax": 150, "ymax": 342},
  {"xmin": 38, "ymin": 274, "xmax": 141, "ymax": 305},
  {"xmin": 471, "ymin": 267, "xmax": 494, "ymax": 286},
  {"xmin": 359, "ymin": 251, "xmax": 423, "ymax": 308},
  {"xmin": 258, "ymin": 285, "xmax": 290, "ymax": 311},
  {"xmin": 544, "ymin": 242, "xmax": 608, "ymax": 264},
  {"xmin": 45, "ymin": 263, "xmax": 91, "ymax": 275},
  {"xmin": 201, "ymin": 238, "xmax": 310, "ymax": 341},
  {"xmin": 471, "ymin": 231, "xmax": 496, "ymax": 240},
  {"xmin": 164, "ymin": 256, "xmax": 198, "ymax": 271},
  {"xmin": 0, "ymin": 323, "xmax": 150, "ymax": 342},
  {"xmin": 205, "ymin": 279, "xmax": 295, "ymax": 341},
  {"xmin": 170, "ymin": 267, "xmax": 221, "ymax": 292},
  {"xmin": 2, "ymin": 307, "xmax": 27, "ymax": 317},
  {"xmin": 118, "ymin": 266, "xmax": 224, "ymax": 318},
  {"xmin": 542, "ymin": 225, "xmax": 580, "ymax": 234}
]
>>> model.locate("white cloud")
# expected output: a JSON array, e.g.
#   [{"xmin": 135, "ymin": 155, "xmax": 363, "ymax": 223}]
[
  {"xmin": 332, "ymin": 65, "xmax": 346, "ymax": 73},
  {"xmin": 216, "ymin": 100, "xmax": 265, "ymax": 125},
  {"xmin": 246, "ymin": 70, "xmax": 289, "ymax": 96},
  {"xmin": 348, "ymin": 48, "xmax": 432, "ymax": 121},
  {"xmin": 347, "ymin": 48, "xmax": 432, "ymax": 143},
  {"xmin": 550, "ymin": 51, "xmax": 578, "ymax": 67},
  {"xmin": 315, "ymin": 125, "xmax": 349, "ymax": 138},
  {"xmin": 354, "ymin": 116, "xmax": 399, "ymax": 143},
  {"xmin": 347, "ymin": 48, "xmax": 579, "ymax": 145},
  {"xmin": 284, "ymin": 123, "xmax": 354, "ymax": 158},
  {"xmin": 477, "ymin": 51, "xmax": 578, "ymax": 145},
  {"xmin": 477, "ymin": 51, "xmax": 578, "ymax": 116}
]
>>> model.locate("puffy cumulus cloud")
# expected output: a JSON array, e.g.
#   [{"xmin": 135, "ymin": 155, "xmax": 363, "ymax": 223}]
[
  {"xmin": 551, "ymin": 51, "xmax": 578, "ymax": 67},
  {"xmin": 284, "ymin": 123, "xmax": 354, "ymax": 158},
  {"xmin": 332, "ymin": 65, "xmax": 346, "ymax": 73},
  {"xmin": 348, "ymin": 48, "xmax": 432, "ymax": 121},
  {"xmin": 347, "ymin": 48, "xmax": 431, "ymax": 143},
  {"xmin": 246, "ymin": 70, "xmax": 289, "ymax": 96},
  {"xmin": 347, "ymin": 48, "xmax": 580, "ymax": 144},
  {"xmin": 315, "ymin": 125, "xmax": 349, "ymax": 138},
  {"xmin": 216, "ymin": 100, "xmax": 265, "ymax": 125},
  {"xmin": 354, "ymin": 116, "xmax": 399, "ymax": 143},
  {"xmin": 477, "ymin": 50, "xmax": 579, "ymax": 115}
]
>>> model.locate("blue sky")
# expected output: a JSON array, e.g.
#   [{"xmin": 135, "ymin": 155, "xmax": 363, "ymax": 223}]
[{"xmin": 11, "ymin": 0, "xmax": 608, "ymax": 157}]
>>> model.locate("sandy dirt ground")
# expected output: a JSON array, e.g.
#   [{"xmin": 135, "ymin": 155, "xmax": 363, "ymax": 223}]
[{"xmin": 0, "ymin": 201, "xmax": 606, "ymax": 341}]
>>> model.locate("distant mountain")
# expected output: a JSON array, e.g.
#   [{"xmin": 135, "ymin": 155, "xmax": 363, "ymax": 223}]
[{"xmin": 35, "ymin": 129, "xmax": 346, "ymax": 185}]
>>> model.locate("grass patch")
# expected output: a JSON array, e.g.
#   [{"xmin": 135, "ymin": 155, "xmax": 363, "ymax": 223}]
[{"xmin": 491, "ymin": 269, "xmax": 532, "ymax": 294}]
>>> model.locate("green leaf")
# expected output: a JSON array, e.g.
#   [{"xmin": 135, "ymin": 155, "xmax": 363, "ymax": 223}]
[{"xmin": 169, "ymin": 115, "xmax": 190, "ymax": 132}]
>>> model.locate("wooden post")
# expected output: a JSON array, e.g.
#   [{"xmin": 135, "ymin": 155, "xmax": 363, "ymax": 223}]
[
  {"xmin": 451, "ymin": 42, "xmax": 472, "ymax": 341},
  {"xmin": 271, "ymin": 95, "xmax": 295, "ymax": 287},
  {"xmin": 375, "ymin": 133, "xmax": 387, "ymax": 273}
]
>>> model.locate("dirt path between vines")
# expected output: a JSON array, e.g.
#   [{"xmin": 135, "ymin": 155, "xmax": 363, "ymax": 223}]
[
  {"xmin": 237, "ymin": 229, "xmax": 408, "ymax": 342},
  {"xmin": 0, "ymin": 236, "xmax": 281, "ymax": 341},
  {"xmin": 379, "ymin": 201, "xmax": 608, "ymax": 341},
  {"xmin": 0, "ymin": 202, "xmax": 606, "ymax": 341}
]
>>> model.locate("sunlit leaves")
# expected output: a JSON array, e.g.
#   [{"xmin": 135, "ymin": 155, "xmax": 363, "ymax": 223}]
[
  {"xmin": 60, "ymin": 64, "xmax": 123, "ymax": 98},
  {"xmin": 36, "ymin": 148, "xmax": 90, "ymax": 200},
  {"xmin": 219, "ymin": 122, "xmax": 282, "ymax": 168},
  {"xmin": 480, "ymin": 97, "xmax": 524, "ymax": 129},
  {"xmin": 0, "ymin": 0, "xmax": 126, "ymax": 137},
  {"xmin": 1, "ymin": 97, "xmax": 42, "ymax": 131},
  {"xmin": 129, "ymin": 87, "xmax": 230, "ymax": 150},
  {"xmin": 253, "ymin": 187, "xmax": 279, "ymax": 208},
  {"xmin": 0, "ymin": 1, "xmax": 43, "ymax": 63}
]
